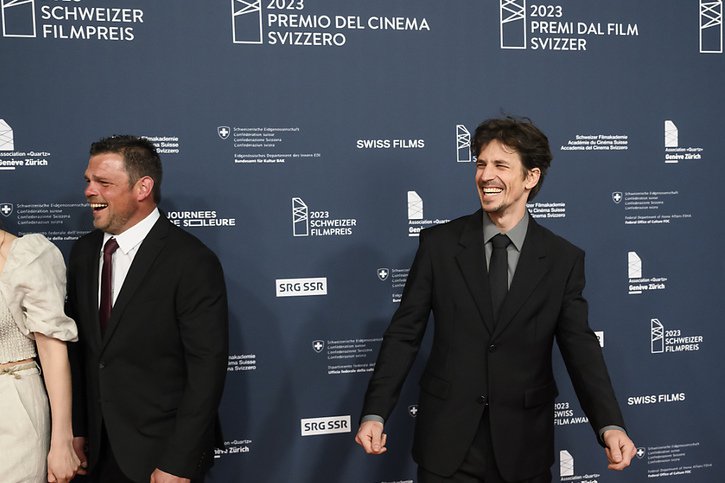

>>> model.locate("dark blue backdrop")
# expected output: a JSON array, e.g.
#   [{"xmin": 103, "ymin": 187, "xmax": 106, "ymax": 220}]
[{"xmin": 1, "ymin": 0, "xmax": 723, "ymax": 481}]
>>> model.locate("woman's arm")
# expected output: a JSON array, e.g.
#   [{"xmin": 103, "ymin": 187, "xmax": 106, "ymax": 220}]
[{"xmin": 35, "ymin": 333, "xmax": 80, "ymax": 483}]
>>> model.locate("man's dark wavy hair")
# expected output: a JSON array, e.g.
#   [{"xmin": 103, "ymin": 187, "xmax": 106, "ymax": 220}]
[{"xmin": 471, "ymin": 117, "xmax": 552, "ymax": 201}]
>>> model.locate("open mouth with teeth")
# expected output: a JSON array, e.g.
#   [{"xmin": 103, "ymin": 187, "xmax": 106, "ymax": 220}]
[
  {"xmin": 482, "ymin": 187, "xmax": 504, "ymax": 196},
  {"xmin": 90, "ymin": 202, "xmax": 108, "ymax": 211}
]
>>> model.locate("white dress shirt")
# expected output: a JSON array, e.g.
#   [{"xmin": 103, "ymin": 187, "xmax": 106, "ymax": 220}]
[{"xmin": 98, "ymin": 208, "xmax": 160, "ymax": 308}]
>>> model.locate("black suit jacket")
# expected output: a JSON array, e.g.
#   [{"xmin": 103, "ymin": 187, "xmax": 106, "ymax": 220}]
[
  {"xmin": 67, "ymin": 215, "xmax": 228, "ymax": 481},
  {"xmin": 362, "ymin": 210, "xmax": 624, "ymax": 480}
]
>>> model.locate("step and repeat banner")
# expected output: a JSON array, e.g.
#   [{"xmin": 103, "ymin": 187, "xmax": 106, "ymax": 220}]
[{"xmin": 1, "ymin": 1, "xmax": 723, "ymax": 481}]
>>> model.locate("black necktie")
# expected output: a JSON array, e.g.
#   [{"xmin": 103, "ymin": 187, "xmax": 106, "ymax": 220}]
[
  {"xmin": 99, "ymin": 237, "xmax": 119, "ymax": 333},
  {"xmin": 489, "ymin": 234, "xmax": 511, "ymax": 322}
]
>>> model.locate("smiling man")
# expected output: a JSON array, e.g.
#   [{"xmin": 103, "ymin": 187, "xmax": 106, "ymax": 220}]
[
  {"xmin": 356, "ymin": 117, "xmax": 635, "ymax": 482},
  {"xmin": 66, "ymin": 135, "xmax": 228, "ymax": 483}
]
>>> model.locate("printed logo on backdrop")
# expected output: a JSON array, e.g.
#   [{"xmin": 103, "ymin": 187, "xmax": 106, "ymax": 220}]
[
  {"xmin": 594, "ymin": 331, "xmax": 604, "ymax": 348},
  {"xmin": 700, "ymin": 0, "xmax": 723, "ymax": 53},
  {"xmin": 300, "ymin": 415, "xmax": 351, "ymax": 436},
  {"xmin": 232, "ymin": 0, "xmax": 430, "ymax": 47},
  {"xmin": 218, "ymin": 125, "xmax": 319, "ymax": 165},
  {"xmin": 650, "ymin": 318, "xmax": 703, "ymax": 355},
  {"xmin": 639, "ymin": 441, "xmax": 713, "ymax": 478},
  {"xmin": 560, "ymin": 132, "xmax": 629, "ymax": 152},
  {"xmin": 499, "ymin": 0, "xmax": 638, "ymax": 52},
  {"xmin": 559, "ymin": 450, "xmax": 573, "ymax": 477},
  {"xmin": 377, "ymin": 265, "xmax": 409, "ymax": 303},
  {"xmin": 356, "ymin": 138, "xmax": 425, "ymax": 150},
  {"xmin": 408, "ymin": 405, "xmax": 418, "ymax": 418},
  {"xmin": 144, "ymin": 135, "xmax": 181, "ymax": 155},
  {"xmin": 406, "ymin": 191, "xmax": 449, "ymax": 237},
  {"xmin": 456, "ymin": 124, "xmax": 472, "ymax": 163},
  {"xmin": 0, "ymin": 202, "xmax": 12, "ymax": 217},
  {"xmin": 664, "ymin": 120, "xmax": 705, "ymax": 163},
  {"xmin": 376, "ymin": 267, "xmax": 389, "ymax": 281},
  {"xmin": 214, "ymin": 437, "xmax": 253, "ymax": 458},
  {"xmin": 291, "ymin": 197, "xmax": 357, "ymax": 237},
  {"xmin": 217, "ymin": 126, "xmax": 231, "ymax": 140},
  {"xmin": 167, "ymin": 210, "xmax": 236, "ymax": 228},
  {"xmin": 557, "ymin": 449, "xmax": 600, "ymax": 482},
  {"xmin": 319, "ymin": 337, "xmax": 382, "ymax": 375},
  {"xmin": 553, "ymin": 401, "xmax": 589, "ymax": 427},
  {"xmin": 1, "ymin": 199, "xmax": 89, "ymax": 241},
  {"xmin": 613, "ymin": 190, "xmax": 693, "ymax": 226},
  {"xmin": 227, "ymin": 353, "xmax": 256, "ymax": 373},
  {"xmin": 275, "ymin": 277, "xmax": 327, "ymax": 297},
  {"xmin": 0, "ymin": 118, "xmax": 53, "ymax": 171},
  {"xmin": 526, "ymin": 201, "xmax": 566, "ymax": 220},
  {"xmin": 627, "ymin": 251, "xmax": 667, "ymax": 295},
  {"xmin": 1, "ymin": 0, "xmax": 145, "ymax": 41}
]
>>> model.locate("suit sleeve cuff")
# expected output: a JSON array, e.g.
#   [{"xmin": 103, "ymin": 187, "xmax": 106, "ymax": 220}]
[
  {"xmin": 599, "ymin": 425, "xmax": 626, "ymax": 443},
  {"xmin": 361, "ymin": 414, "xmax": 385, "ymax": 425}
]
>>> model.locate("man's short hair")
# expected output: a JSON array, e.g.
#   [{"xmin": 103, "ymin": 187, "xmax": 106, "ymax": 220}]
[
  {"xmin": 90, "ymin": 135, "xmax": 163, "ymax": 203},
  {"xmin": 471, "ymin": 117, "xmax": 552, "ymax": 200}
]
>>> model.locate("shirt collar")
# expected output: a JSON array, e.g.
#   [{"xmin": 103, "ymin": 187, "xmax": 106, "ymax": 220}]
[
  {"xmin": 482, "ymin": 210, "xmax": 529, "ymax": 251},
  {"xmin": 102, "ymin": 208, "xmax": 161, "ymax": 255}
]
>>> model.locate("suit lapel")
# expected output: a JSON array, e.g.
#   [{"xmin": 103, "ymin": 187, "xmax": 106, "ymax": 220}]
[
  {"xmin": 455, "ymin": 210, "xmax": 496, "ymax": 335},
  {"xmin": 494, "ymin": 217, "xmax": 550, "ymax": 337},
  {"xmin": 102, "ymin": 217, "xmax": 170, "ymax": 346}
]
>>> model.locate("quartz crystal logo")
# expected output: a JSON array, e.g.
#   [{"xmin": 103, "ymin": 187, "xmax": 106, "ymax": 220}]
[
  {"xmin": 651, "ymin": 318, "xmax": 664, "ymax": 354},
  {"xmin": 231, "ymin": 0, "xmax": 263, "ymax": 44},
  {"xmin": 407, "ymin": 191, "xmax": 423, "ymax": 220},
  {"xmin": 217, "ymin": 126, "xmax": 230, "ymax": 140},
  {"xmin": 500, "ymin": 0, "xmax": 526, "ymax": 49},
  {"xmin": 292, "ymin": 197, "xmax": 309, "ymax": 237},
  {"xmin": 559, "ymin": 450, "xmax": 574, "ymax": 477},
  {"xmin": 0, "ymin": 203, "xmax": 13, "ymax": 217},
  {"xmin": 700, "ymin": 0, "xmax": 723, "ymax": 53},
  {"xmin": 312, "ymin": 340, "xmax": 324, "ymax": 353},
  {"xmin": 0, "ymin": 119, "xmax": 14, "ymax": 150},
  {"xmin": 1, "ymin": 0, "xmax": 36, "ymax": 38},
  {"xmin": 664, "ymin": 119, "xmax": 704, "ymax": 163},
  {"xmin": 628, "ymin": 251, "xmax": 642, "ymax": 279},
  {"xmin": 456, "ymin": 125, "xmax": 472, "ymax": 163},
  {"xmin": 664, "ymin": 120, "xmax": 678, "ymax": 151}
]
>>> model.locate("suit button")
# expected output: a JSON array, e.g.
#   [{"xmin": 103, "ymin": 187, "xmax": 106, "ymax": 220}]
[
  {"xmin": 488, "ymin": 344, "xmax": 497, "ymax": 352},
  {"xmin": 478, "ymin": 395, "xmax": 488, "ymax": 405},
  {"xmin": 99, "ymin": 362, "xmax": 105, "ymax": 369}
]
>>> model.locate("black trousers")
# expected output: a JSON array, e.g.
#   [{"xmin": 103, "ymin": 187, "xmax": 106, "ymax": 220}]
[
  {"xmin": 417, "ymin": 410, "xmax": 551, "ymax": 483},
  {"xmin": 93, "ymin": 424, "xmax": 205, "ymax": 483}
]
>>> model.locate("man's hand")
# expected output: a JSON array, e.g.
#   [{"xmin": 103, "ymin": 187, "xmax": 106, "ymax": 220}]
[
  {"xmin": 603, "ymin": 429, "xmax": 636, "ymax": 470},
  {"xmin": 354, "ymin": 420, "xmax": 388, "ymax": 455},
  {"xmin": 150, "ymin": 468, "xmax": 191, "ymax": 483},
  {"xmin": 72, "ymin": 437, "xmax": 88, "ymax": 476}
]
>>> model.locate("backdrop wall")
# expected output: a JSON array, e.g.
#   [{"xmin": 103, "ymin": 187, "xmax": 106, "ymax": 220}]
[{"xmin": 1, "ymin": 1, "xmax": 723, "ymax": 481}]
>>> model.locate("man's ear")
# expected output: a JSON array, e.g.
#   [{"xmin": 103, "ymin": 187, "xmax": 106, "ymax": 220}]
[
  {"xmin": 525, "ymin": 168, "xmax": 541, "ymax": 190},
  {"xmin": 136, "ymin": 176, "xmax": 154, "ymax": 202}
]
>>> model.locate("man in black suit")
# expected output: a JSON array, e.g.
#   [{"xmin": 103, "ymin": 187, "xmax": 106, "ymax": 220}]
[
  {"xmin": 356, "ymin": 118, "xmax": 635, "ymax": 482},
  {"xmin": 67, "ymin": 135, "xmax": 228, "ymax": 483}
]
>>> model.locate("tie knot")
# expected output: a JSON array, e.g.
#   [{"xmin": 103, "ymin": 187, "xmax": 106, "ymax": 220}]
[
  {"xmin": 104, "ymin": 237, "xmax": 119, "ymax": 256},
  {"xmin": 491, "ymin": 234, "xmax": 511, "ymax": 249}
]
